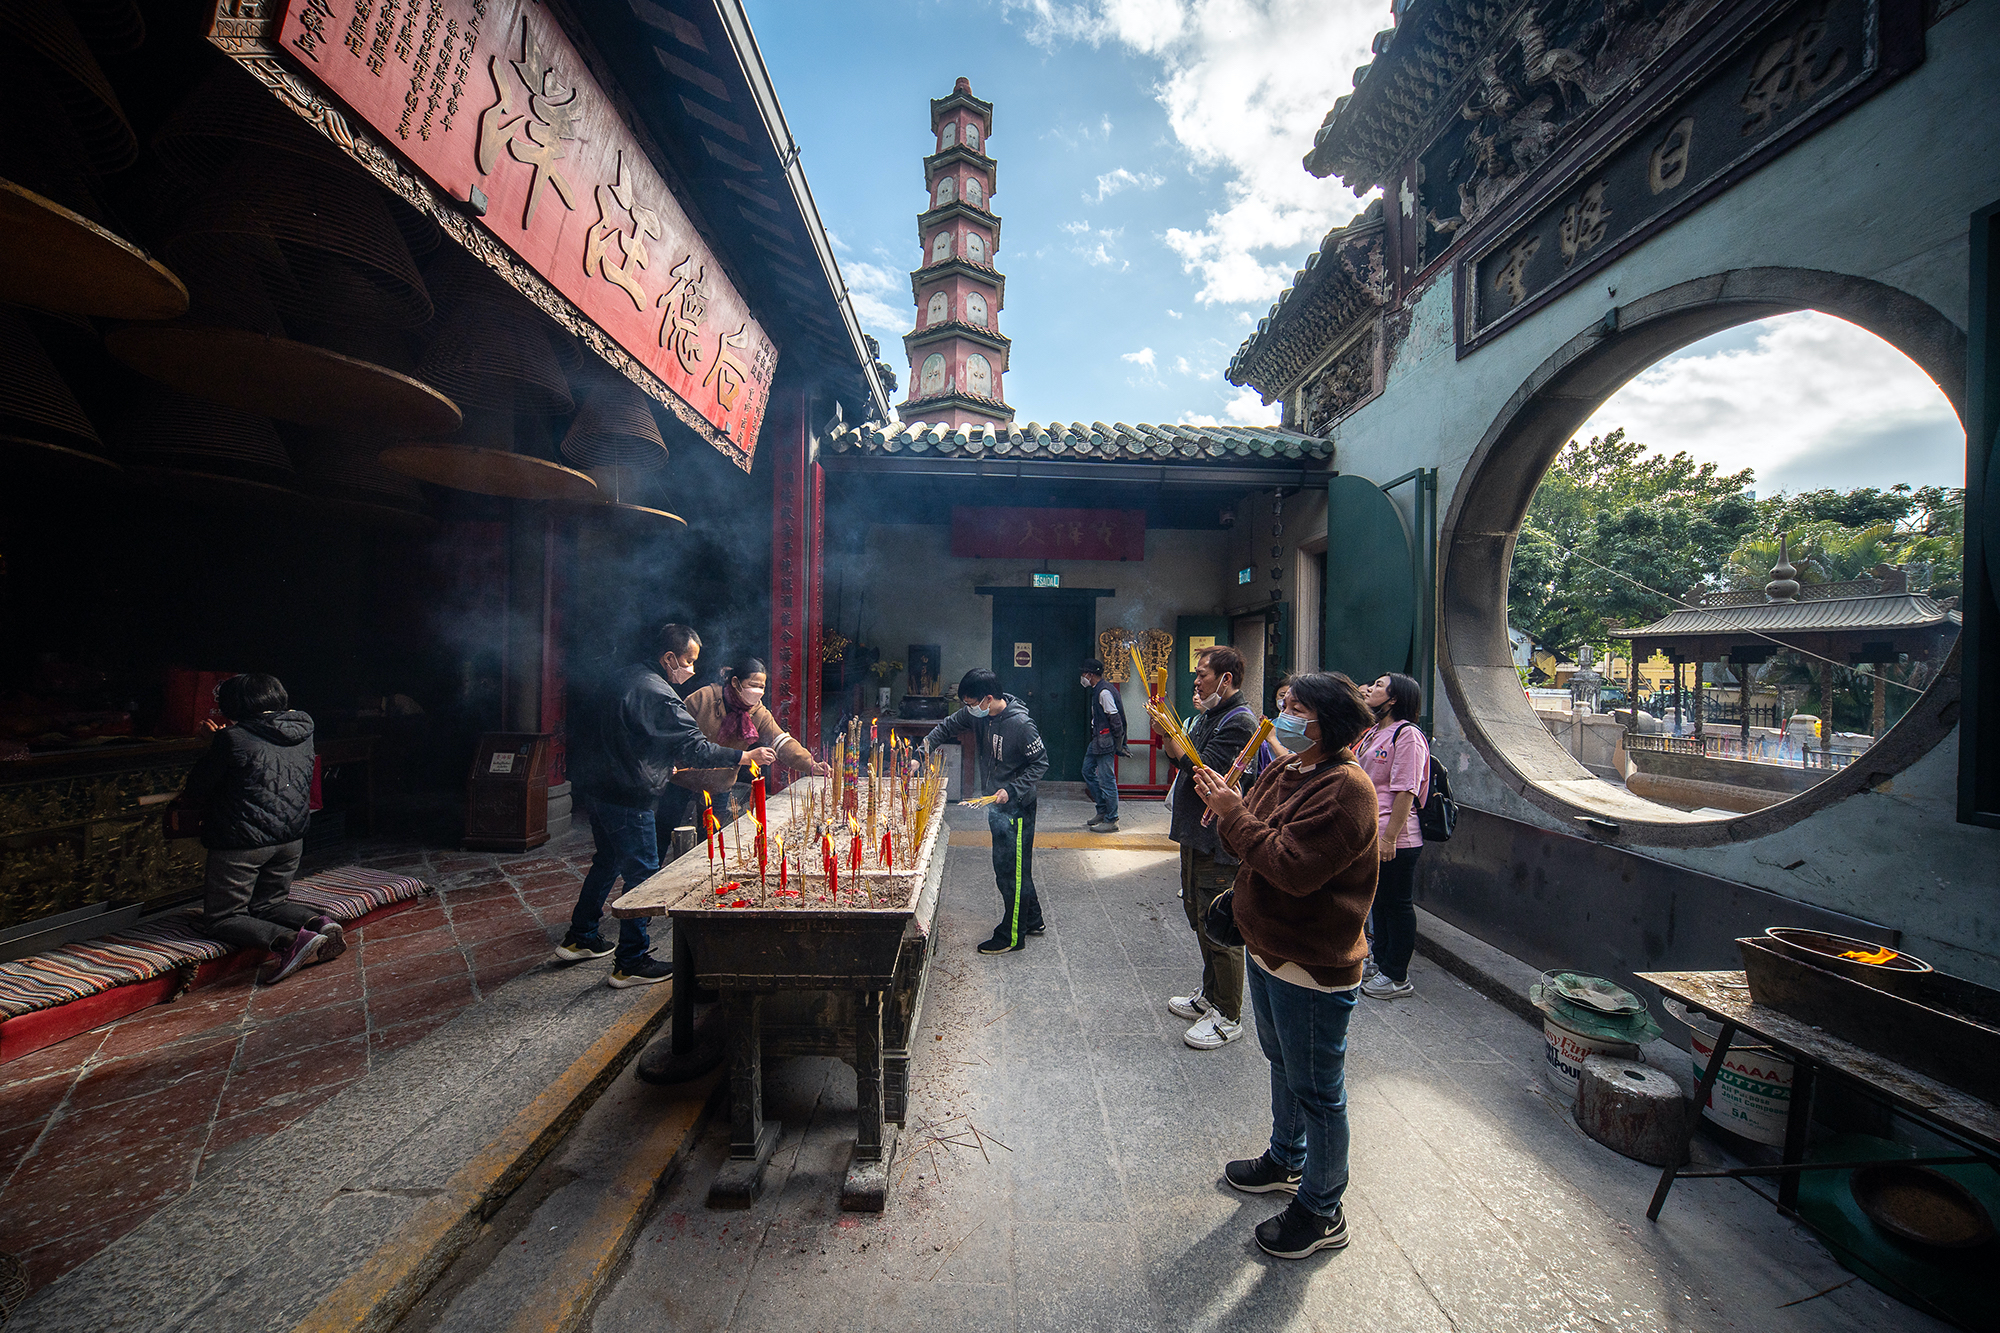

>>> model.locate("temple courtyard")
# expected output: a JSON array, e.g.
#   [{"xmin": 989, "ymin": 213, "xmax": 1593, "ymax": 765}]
[{"xmin": 391, "ymin": 798, "xmax": 1942, "ymax": 1333}]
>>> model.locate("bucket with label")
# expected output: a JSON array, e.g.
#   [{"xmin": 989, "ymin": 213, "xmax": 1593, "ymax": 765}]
[
  {"xmin": 1677, "ymin": 1005, "xmax": 1793, "ymax": 1146},
  {"xmin": 1528, "ymin": 973, "xmax": 1662, "ymax": 1101},
  {"xmin": 1542, "ymin": 1016, "xmax": 1641, "ymax": 1099}
]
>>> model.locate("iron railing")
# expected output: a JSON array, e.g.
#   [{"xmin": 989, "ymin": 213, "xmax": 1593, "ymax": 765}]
[{"xmin": 1625, "ymin": 731, "xmax": 1857, "ymax": 770}]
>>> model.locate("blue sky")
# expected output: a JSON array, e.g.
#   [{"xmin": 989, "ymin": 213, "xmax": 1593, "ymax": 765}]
[
  {"xmin": 749, "ymin": 2, "xmax": 1964, "ymax": 492},
  {"xmin": 748, "ymin": 0, "xmax": 1381, "ymax": 427}
]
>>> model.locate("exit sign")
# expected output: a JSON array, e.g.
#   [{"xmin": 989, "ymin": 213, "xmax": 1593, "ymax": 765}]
[
  {"xmin": 1237, "ymin": 567, "xmax": 1254, "ymax": 585},
  {"xmin": 1032, "ymin": 573, "xmax": 1060, "ymax": 587}
]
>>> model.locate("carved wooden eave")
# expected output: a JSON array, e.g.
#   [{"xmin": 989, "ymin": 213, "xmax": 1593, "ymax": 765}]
[
  {"xmin": 1226, "ymin": 203, "xmax": 1390, "ymax": 400},
  {"xmin": 1303, "ymin": 0, "xmax": 1527, "ymax": 190}
]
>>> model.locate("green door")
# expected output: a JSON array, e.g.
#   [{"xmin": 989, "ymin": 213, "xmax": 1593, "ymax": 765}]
[
  {"xmin": 989, "ymin": 592, "xmax": 1097, "ymax": 785},
  {"xmin": 1174, "ymin": 614, "xmax": 1232, "ymax": 718},
  {"xmin": 1324, "ymin": 474, "xmax": 1416, "ymax": 685}
]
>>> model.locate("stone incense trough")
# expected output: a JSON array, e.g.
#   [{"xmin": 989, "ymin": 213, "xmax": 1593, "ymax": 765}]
[{"xmin": 613, "ymin": 778, "xmax": 947, "ymax": 1211}]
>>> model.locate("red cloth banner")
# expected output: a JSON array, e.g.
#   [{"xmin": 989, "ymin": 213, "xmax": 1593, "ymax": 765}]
[
  {"xmin": 274, "ymin": 0, "xmax": 777, "ymax": 464},
  {"xmin": 950, "ymin": 507, "xmax": 1146, "ymax": 562}
]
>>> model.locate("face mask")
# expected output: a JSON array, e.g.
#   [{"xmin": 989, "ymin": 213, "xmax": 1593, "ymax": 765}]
[
  {"xmin": 1079, "ymin": 676, "xmax": 1092, "ymax": 688},
  {"xmin": 737, "ymin": 685, "xmax": 765, "ymax": 705},
  {"xmin": 1273, "ymin": 712, "xmax": 1310, "ymax": 742},
  {"xmin": 665, "ymin": 656, "xmax": 695, "ymax": 684}
]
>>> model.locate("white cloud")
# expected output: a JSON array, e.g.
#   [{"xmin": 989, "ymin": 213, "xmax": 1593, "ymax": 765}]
[
  {"xmin": 1223, "ymin": 385, "xmax": 1281, "ymax": 425},
  {"xmin": 1061, "ymin": 219, "xmax": 1092, "ymax": 235},
  {"xmin": 1123, "ymin": 347, "xmax": 1157, "ymax": 367},
  {"xmin": 840, "ymin": 257, "xmax": 913, "ymax": 345},
  {"xmin": 1007, "ymin": 0, "xmax": 1379, "ymax": 307},
  {"xmin": 1576, "ymin": 312, "xmax": 1963, "ymax": 494},
  {"xmin": 1180, "ymin": 412, "xmax": 1221, "ymax": 426},
  {"xmin": 1172, "ymin": 356, "xmax": 1192, "ymax": 375},
  {"xmin": 1091, "ymin": 166, "xmax": 1166, "ymax": 202},
  {"xmin": 1166, "ymin": 308, "xmax": 1183, "ymax": 319}
]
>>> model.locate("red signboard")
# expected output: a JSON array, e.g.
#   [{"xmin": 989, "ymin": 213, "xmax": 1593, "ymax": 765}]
[
  {"xmin": 275, "ymin": 0, "xmax": 777, "ymax": 462},
  {"xmin": 950, "ymin": 507, "xmax": 1146, "ymax": 562}
]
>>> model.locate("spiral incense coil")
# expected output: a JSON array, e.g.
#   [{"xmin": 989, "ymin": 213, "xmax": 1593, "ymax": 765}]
[
  {"xmin": 0, "ymin": 306, "xmax": 117, "ymax": 473},
  {"xmin": 0, "ymin": 0, "xmax": 137, "ymax": 173},
  {"xmin": 416, "ymin": 307, "xmax": 574, "ymax": 416},
  {"xmin": 164, "ymin": 160, "xmax": 433, "ymax": 330},
  {"xmin": 62, "ymin": 0, "xmax": 146, "ymax": 55},
  {"xmin": 152, "ymin": 66, "xmax": 345, "ymax": 184},
  {"xmin": 287, "ymin": 428, "xmax": 424, "ymax": 508},
  {"xmin": 560, "ymin": 377, "xmax": 668, "ymax": 471},
  {"xmin": 115, "ymin": 386, "xmax": 295, "ymax": 487}
]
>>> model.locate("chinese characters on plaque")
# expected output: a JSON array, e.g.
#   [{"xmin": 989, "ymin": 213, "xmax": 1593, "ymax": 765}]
[
  {"xmin": 275, "ymin": 0, "xmax": 778, "ymax": 463},
  {"xmin": 950, "ymin": 507, "xmax": 1147, "ymax": 563}
]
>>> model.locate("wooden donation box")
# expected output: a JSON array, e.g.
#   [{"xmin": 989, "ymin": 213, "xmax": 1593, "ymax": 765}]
[{"xmin": 464, "ymin": 733, "xmax": 551, "ymax": 852}]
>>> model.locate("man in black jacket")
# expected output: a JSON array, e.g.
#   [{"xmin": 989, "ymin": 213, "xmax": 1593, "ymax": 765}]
[
  {"xmin": 185, "ymin": 673, "xmax": 340, "ymax": 984},
  {"xmin": 1080, "ymin": 657, "xmax": 1127, "ymax": 832},
  {"xmin": 562, "ymin": 623, "xmax": 775, "ymax": 987},
  {"xmin": 923, "ymin": 668, "xmax": 1049, "ymax": 954},
  {"xmin": 1166, "ymin": 645, "xmax": 1257, "ymax": 1050}
]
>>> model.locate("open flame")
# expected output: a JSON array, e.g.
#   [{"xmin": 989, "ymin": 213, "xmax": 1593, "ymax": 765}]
[{"xmin": 1838, "ymin": 945, "xmax": 1900, "ymax": 965}]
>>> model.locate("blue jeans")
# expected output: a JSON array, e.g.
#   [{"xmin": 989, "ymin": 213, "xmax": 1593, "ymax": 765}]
[
  {"xmin": 1080, "ymin": 750, "xmax": 1119, "ymax": 821},
  {"xmin": 1248, "ymin": 963, "xmax": 1358, "ymax": 1218},
  {"xmin": 570, "ymin": 800, "xmax": 657, "ymax": 966}
]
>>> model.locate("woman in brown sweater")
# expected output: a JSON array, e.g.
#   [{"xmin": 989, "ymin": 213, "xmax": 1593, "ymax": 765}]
[
  {"xmin": 1191, "ymin": 671, "xmax": 1379, "ymax": 1260},
  {"xmin": 671, "ymin": 656, "xmax": 827, "ymax": 820}
]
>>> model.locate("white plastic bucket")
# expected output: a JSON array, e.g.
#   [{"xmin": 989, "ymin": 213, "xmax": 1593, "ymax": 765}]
[
  {"xmin": 1542, "ymin": 1017, "xmax": 1641, "ymax": 1100},
  {"xmin": 1688, "ymin": 1028, "xmax": 1794, "ymax": 1146}
]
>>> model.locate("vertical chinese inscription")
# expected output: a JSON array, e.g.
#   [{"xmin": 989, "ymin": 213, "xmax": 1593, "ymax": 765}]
[{"xmin": 475, "ymin": 15, "xmax": 580, "ymax": 226}]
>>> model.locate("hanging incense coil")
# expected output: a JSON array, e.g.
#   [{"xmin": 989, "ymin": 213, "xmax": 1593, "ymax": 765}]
[
  {"xmin": 560, "ymin": 378, "xmax": 668, "ymax": 471},
  {"xmin": 115, "ymin": 388, "xmax": 305, "ymax": 509},
  {"xmin": 163, "ymin": 159, "xmax": 433, "ymax": 329},
  {"xmin": 287, "ymin": 428, "xmax": 431, "ymax": 528},
  {"xmin": 416, "ymin": 308, "xmax": 574, "ymax": 416},
  {"xmin": 0, "ymin": 306, "xmax": 117, "ymax": 474},
  {"xmin": 0, "ymin": 177, "xmax": 188, "ymax": 320},
  {"xmin": 151, "ymin": 65, "xmax": 344, "ymax": 184},
  {"xmin": 380, "ymin": 405, "xmax": 597, "ymax": 502},
  {"xmin": 0, "ymin": 0, "xmax": 137, "ymax": 173},
  {"xmin": 62, "ymin": 0, "xmax": 146, "ymax": 55}
]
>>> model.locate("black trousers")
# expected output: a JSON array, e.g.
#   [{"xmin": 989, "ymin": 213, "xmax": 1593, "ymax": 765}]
[{"xmin": 987, "ymin": 803, "xmax": 1042, "ymax": 945}]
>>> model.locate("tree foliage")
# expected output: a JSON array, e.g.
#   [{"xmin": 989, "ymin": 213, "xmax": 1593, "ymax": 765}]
[{"xmin": 1507, "ymin": 430, "xmax": 1758, "ymax": 656}]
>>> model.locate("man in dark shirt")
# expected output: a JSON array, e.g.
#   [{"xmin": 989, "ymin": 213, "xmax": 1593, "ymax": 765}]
[
  {"xmin": 1166, "ymin": 645, "xmax": 1257, "ymax": 1049},
  {"xmin": 562, "ymin": 623, "xmax": 774, "ymax": 986},
  {"xmin": 924, "ymin": 668, "xmax": 1049, "ymax": 954},
  {"xmin": 1080, "ymin": 658, "xmax": 1127, "ymax": 832}
]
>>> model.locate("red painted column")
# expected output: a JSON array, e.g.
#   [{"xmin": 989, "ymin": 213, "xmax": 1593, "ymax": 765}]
[
  {"xmin": 806, "ymin": 455, "xmax": 825, "ymax": 754},
  {"xmin": 768, "ymin": 390, "xmax": 809, "ymax": 775}
]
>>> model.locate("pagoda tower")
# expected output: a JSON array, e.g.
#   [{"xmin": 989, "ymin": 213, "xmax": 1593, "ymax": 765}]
[{"xmin": 902, "ymin": 77, "xmax": 1013, "ymax": 426}]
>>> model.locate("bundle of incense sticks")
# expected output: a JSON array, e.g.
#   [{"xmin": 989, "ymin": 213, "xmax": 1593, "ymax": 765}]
[
  {"xmin": 1128, "ymin": 643, "xmax": 1206, "ymax": 770},
  {"xmin": 1200, "ymin": 715, "xmax": 1276, "ymax": 827}
]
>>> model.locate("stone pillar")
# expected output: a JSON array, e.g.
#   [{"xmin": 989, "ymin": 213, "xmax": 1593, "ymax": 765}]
[
  {"xmin": 1872, "ymin": 666, "xmax": 1887, "ymax": 737},
  {"xmin": 1627, "ymin": 651, "xmax": 1639, "ymax": 733},
  {"xmin": 1692, "ymin": 662, "xmax": 1704, "ymax": 743},
  {"xmin": 1738, "ymin": 664, "xmax": 1751, "ymax": 746},
  {"xmin": 1819, "ymin": 662, "xmax": 1834, "ymax": 760}
]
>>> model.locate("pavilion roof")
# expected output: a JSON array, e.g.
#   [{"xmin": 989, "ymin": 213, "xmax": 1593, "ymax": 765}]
[
  {"xmin": 825, "ymin": 420, "xmax": 1329, "ymax": 464},
  {"xmin": 1611, "ymin": 574, "xmax": 1960, "ymax": 662}
]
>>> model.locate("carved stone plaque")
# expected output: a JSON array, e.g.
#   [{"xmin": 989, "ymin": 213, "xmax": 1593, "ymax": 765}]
[{"xmin": 1457, "ymin": 0, "xmax": 1922, "ymax": 355}]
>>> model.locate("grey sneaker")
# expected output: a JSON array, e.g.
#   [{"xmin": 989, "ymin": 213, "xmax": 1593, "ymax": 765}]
[
  {"xmin": 1089, "ymin": 819, "xmax": 1120, "ymax": 833},
  {"xmin": 1168, "ymin": 988, "xmax": 1210, "ymax": 1020},
  {"xmin": 1362, "ymin": 973, "xmax": 1414, "ymax": 1000},
  {"xmin": 262, "ymin": 930, "xmax": 326, "ymax": 985}
]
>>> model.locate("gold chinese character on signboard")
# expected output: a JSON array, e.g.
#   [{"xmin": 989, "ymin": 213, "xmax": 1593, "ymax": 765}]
[
  {"xmin": 584, "ymin": 152, "xmax": 664, "ymax": 311},
  {"xmin": 656, "ymin": 254, "xmax": 708, "ymax": 375},
  {"xmin": 1558, "ymin": 180, "xmax": 1610, "ymax": 268},
  {"xmin": 704, "ymin": 323, "xmax": 752, "ymax": 411},
  {"xmin": 1648, "ymin": 117, "xmax": 1695, "ymax": 194},
  {"xmin": 1740, "ymin": 5, "xmax": 1848, "ymax": 136},
  {"xmin": 1493, "ymin": 235, "xmax": 1541, "ymax": 308},
  {"xmin": 476, "ymin": 16, "xmax": 581, "ymax": 229}
]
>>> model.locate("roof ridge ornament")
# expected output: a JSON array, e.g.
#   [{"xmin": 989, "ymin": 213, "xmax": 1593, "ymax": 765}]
[{"xmin": 1765, "ymin": 532, "xmax": 1802, "ymax": 603}]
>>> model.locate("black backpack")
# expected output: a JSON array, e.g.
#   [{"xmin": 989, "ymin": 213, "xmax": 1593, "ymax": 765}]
[{"xmin": 1391, "ymin": 722, "xmax": 1457, "ymax": 843}]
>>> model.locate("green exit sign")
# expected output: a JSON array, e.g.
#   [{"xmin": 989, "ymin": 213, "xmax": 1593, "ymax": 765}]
[{"xmin": 1032, "ymin": 573, "xmax": 1060, "ymax": 588}]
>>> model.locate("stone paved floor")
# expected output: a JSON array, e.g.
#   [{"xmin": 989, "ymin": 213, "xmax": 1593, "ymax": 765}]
[
  {"xmin": 590, "ymin": 797, "xmax": 1947, "ymax": 1333},
  {"xmin": 0, "ymin": 825, "xmax": 603, "ymax": 1291}
]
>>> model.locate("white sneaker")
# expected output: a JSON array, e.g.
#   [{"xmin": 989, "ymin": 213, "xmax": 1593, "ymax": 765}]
[
  {"xmin": 1184, "ymin": 1011, "xmax": 1243, "ymax": 1050},
  {"xmin": 1361, "ymin": 973, "xmax": 1414, "ymax": 1000},
  {"xmin": 1362, "ymin": 953, "xmax": 1381, "ymax": 980},
  {"xmin": 1168, "ymin": 988, "xmax": 1210, "ymax": 1020}
]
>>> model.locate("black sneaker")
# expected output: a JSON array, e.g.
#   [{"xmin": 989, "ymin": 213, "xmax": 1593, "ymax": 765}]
[
  {"xmin": 1025, "ymin": 923, "xmax": 1045, "ymax": 937},
  {"xmin": 1255, "ymin": 1199, "xmax": 1348, "ymax": 1259},
  {"xmin": 608, "ymin": 955, "xmax": 673, "ymax": 988},
  {"xmin": 1224, "ymin": 1152, "xmax": 1302, "ymax": 1195},
  {"xmin": 554, "ymin": 933, "xmax": 616, "ymax": 962},
  {"xmin": 977, "ymin": 931, "xmax": 1025, "ymax": 955}
]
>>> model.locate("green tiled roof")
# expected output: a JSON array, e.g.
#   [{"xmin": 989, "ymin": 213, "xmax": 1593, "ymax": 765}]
[{"xmin": 826, "ymin": 420, "xmax": 1331, "ymax": 463}]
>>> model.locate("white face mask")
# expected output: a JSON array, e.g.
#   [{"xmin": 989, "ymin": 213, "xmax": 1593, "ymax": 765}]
[
  {"xmin": 738, "ymin": 685, "xmax": 765, "ymax": 704},
  {"xmin": 1079, "ymin": 676, "xmax": 1092, "ymax": 688},
  {"xmin": 1193, "ymin": 681, "xmax": 1219, "ymax": 711}
]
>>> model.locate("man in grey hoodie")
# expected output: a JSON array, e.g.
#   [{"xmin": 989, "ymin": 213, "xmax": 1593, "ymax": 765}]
[{"xmin": 923, "ymin": 668, "xmax": 1049, "ymax": 954}]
